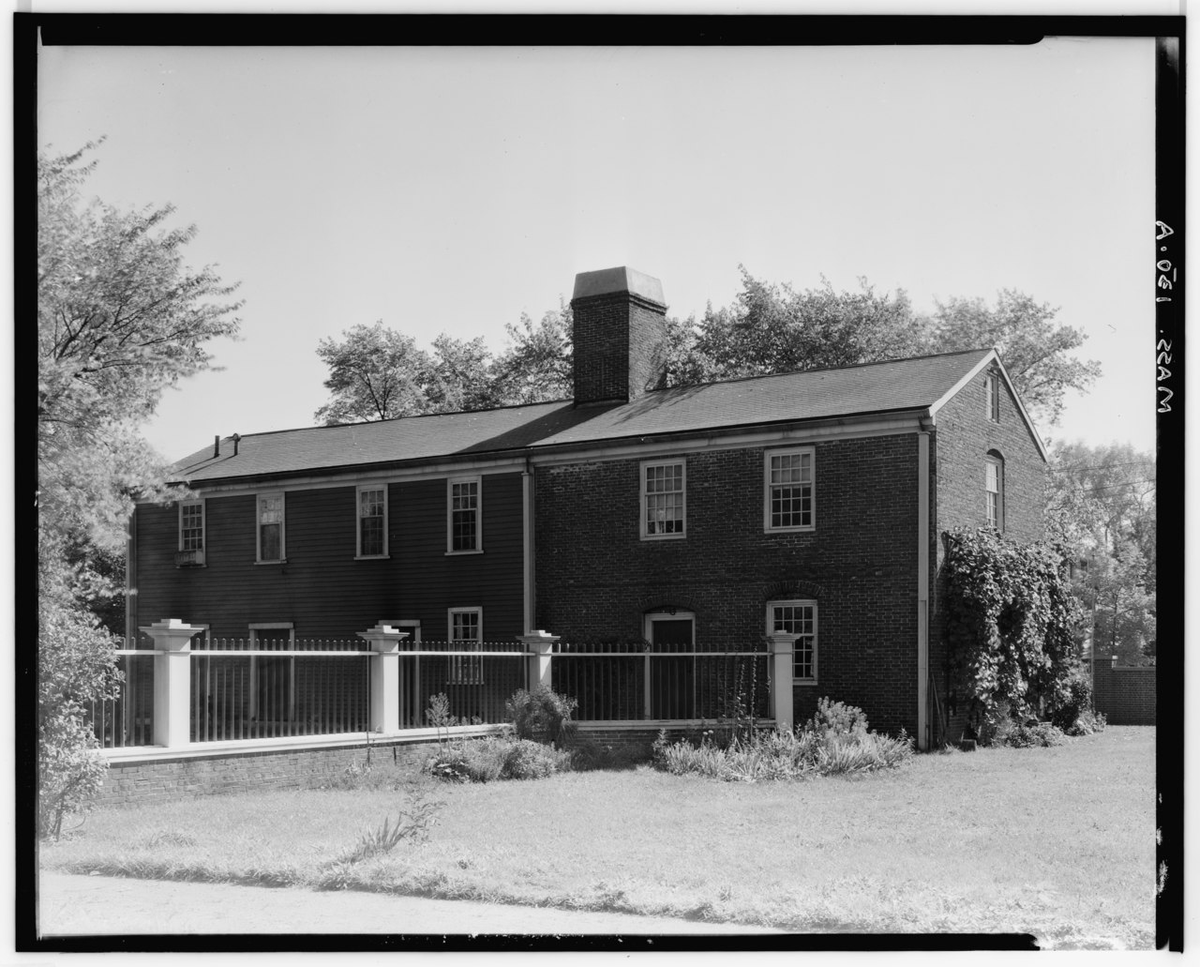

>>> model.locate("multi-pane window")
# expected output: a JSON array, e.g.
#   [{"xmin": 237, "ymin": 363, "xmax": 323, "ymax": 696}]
[
  {"xmin": 357, "ymin": 486, "xmax": 387, "ymax": 557},
  {"xmin": 642, "ymin": 460, "xmax": 685, "ymax": 538},
  {"xmin": 768, "ymin": 600, "xmax": 818, "ymax": 682},
  {"xmin": 985, "ymin": 373, "xmax": 1000, "ymax": 423},
  {"xmin": 764, "ymin": 448, "xmax": 814, "ymax": 531},
  {"xmin": 985, "ymin": 455, "xmax": 1004, "ymax": 531},
  {"xmin": 448, "ymin": 607, "xmax": 483, "ymax": 685},
  {"xmin": 257, "ymin": 493, "xmax": 285, "ymax": 562},
  {"xmin": 179, "ymin": 501, "xmax": 204, "ymax": 551},
  {"xmin": 448, "ymin": 478, "xmax": 481, "ymax": 553}
]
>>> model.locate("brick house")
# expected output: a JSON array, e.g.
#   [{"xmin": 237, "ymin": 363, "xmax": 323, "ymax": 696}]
[{"xmin": 129, "ymin": 266, "xmax": 1046, "ymax": 751}]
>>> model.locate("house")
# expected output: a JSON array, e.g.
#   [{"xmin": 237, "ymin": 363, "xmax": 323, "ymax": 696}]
[{"xmin": 127, "ymin": 266, "xmax": 1047, "ymax": 754}]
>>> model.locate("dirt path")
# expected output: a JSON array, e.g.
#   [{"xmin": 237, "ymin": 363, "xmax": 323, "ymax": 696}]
[{"xmin": 37, "ymin": 873, "xmax": 785, "ymax": 938}]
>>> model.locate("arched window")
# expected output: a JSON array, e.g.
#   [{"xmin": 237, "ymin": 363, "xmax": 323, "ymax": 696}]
[{"xmin": 985, "ymin": 450, "xmax": 1005, "ymax": 531}]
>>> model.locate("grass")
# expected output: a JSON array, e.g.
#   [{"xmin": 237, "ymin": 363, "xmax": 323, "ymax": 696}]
[{"xmin": 40, "ymin": 727, "xmax": 1155, "ymax": 947}]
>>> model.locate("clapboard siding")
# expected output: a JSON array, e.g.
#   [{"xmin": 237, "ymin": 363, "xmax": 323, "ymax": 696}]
[{"xmin": 131, "ymin": 473, "xmax": 525, "ymax": 641}]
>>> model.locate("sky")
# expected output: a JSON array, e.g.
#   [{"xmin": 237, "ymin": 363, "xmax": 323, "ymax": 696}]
[{"xmin": 36, "ymin": 37, "xmax": 1159, "ymax": 462}]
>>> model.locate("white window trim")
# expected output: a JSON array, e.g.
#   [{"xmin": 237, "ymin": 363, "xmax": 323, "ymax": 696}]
[
  {"xmin": 640, "ymin": 458, "xmax": 687, "ymax": 541},
  {"xmin": 178, "ymin": 499, "xmax": 206, "ymax": 552},
  {"xmin": 447, "ymin": 607, "xmax": 484, "ymax": 685},
  {"xmin": 985, "ymin": 454, "xmax": 1005, "ymax": 532},
  {"xmin": 985, "ymin": 372, "xmax": 1000, "ymax": 423},
  {"xmin": 446, "ymin": 476, "xmax": 483, "ymax": 555},
  {"xmin": 381, "ymin": 619, "xmax": 421, "ymax": 645},
  {"xmin": 247, "ymin": 622, "xmax": 295, "ymax": 719},
  {"xmin": 763, "ymin": 446, "xmax": 816, "ymax": 533},
  {"xmin": 255, "ymin": 491, "xmax": 286, "ymax": 564},
  {"xmin": 355, "ymin": 484, "xmax": 390, "ymax": 559},
  {"xmin": 767, "ymin": 599, "xmax": 818, "ymax": 684}
]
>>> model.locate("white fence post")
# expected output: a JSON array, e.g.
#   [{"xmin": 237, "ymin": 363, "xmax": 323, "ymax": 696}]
[
  {"xmin": 141, "ymin": 618, "xmax": 204, "ymax": 749},
  {"xmin": 357, "ymin": 623, "xmax": 410, "ymax": 734},
  {"xmin": 518, "ymin": 630, "xmax": 559, "ymax": 691},
  {"xmin": 768, "ymin": 632, "xmax": 799, "ymax": 732}
]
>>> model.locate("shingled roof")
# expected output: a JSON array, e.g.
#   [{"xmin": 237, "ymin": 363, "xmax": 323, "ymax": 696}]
[{"xmin": 170, "ymin": 348, "xmax": 1001, "ymax": 485}]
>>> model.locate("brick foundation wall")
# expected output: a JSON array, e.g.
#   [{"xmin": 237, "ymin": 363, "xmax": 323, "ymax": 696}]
[
  {"xmin": 535, "ymin": 434, "xmax": 922, "ymax": 736},
  {"xmin": 1092, "ymin": 660, "xmax": 1156, "ymax": 725}
]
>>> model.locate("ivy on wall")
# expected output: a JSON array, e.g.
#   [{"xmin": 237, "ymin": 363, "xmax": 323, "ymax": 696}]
[{"xmin": 942, "ymin": 527, "xmax": 1084, "ymax": 728}]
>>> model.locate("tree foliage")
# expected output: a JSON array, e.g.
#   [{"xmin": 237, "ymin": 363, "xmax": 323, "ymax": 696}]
[
  {"xmin": 942, "ymin": 528, "xmax": 1085, "ymax": 733},
  {"xmin": 37, "ymin": 141, "xmax": 242, "ymax": 834}
]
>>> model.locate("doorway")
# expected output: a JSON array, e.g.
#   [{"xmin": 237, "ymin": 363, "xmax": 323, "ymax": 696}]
[{"xmin": 643, "ymin": 611, "xmax": 695, "ymax": 719}]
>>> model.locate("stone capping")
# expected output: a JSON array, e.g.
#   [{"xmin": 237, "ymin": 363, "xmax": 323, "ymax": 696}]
[
  {"xmin": 571, "ymin": 266, "xmax": 665, "ymax": 307},
  {"xmin": 1110, "ymin": 665, "xmax": 1156, "ymax": 672}
]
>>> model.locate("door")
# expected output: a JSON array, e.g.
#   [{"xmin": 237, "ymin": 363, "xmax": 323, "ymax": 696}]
[{"xmin": 644, "ymin": 612, "xmax": 695, "ymax": 719}]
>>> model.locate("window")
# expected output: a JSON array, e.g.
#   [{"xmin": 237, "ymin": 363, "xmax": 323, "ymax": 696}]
[
  {"xmin": 767, "ymin": 600, "xmax": 818, "ymax": 682},
  {"xmin": 248, "ymin": 623, "xmax": 295, "ymax": 721},
  {"xmin": 177, "ymin": 500, "xmax": 205, "ymax": 565},
  {"xmin": 764, "ymin": 447, "xmax": 815, "ymax": 532},
  {"xmin": 641, "ymin": 460, "xmax": 686, "ymax": 539},
  {"xmin": 985, "ymin": 453, "xmax": 1005, "ymax": 531},
  {"xmin": 257, "ymin": 492, "xmax": 285, "ymax": 563},
  {"xmin": 447, "ymin": 477, "xmax": 481, "ymax": 553},
  {"xmin": 985, "ymin": 372, "xmax": 1000, "ymax": 423},
  {"xmin": 448, "ymin": 607, "xmax": 483, "ymax": 685},
  {"xmin": 357, "ymin": 486, "xmax": 388, "ymax": 558}
]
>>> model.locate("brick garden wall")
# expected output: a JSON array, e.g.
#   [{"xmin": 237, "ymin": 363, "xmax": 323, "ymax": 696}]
[
  {"xmin": 535, "ymin": 433, "xmax": 923, "ymax": 736},
  {"xmin": 1092, "ymin": 660, "xmax": 1156, "ymax": 725}
]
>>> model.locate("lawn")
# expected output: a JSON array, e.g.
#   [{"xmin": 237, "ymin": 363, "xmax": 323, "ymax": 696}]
[{"xmin": 40, "ymin": 726, "xmax": 1155, "ymax": 947}]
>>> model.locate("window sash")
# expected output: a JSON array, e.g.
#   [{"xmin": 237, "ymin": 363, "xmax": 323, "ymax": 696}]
[
  {"xmin": 258, "ymin": 494, "xmax": 285, "ymax": 561},
  {"xmin": 180, "ymin": 502, "xmax": 204, "ymax": 551},
  {"xmin": 985, "ymin": 458, "xmax": 1003, "ymax": 530},
  {"xmin": 766, "ymin": 450, "xmax": 814, "ymax": 530},
  {"xmin": 448, "ymin": 608, "xmax": 483, "ymax": 685},
  {"xmin": 358, "ymin": 487, "xmax": 386, "ymax": 557},
  {"xmin": 769, "ymin": 601, "xmax": 817, "ymax": 681},
  {"xmin": 642, "ymin": 461, "xmax": 685, "ymax": 537},
  {"xmin": 449, "ymin": 480, "xmax": 479, "ymax": 552},
  {"xmin": 986, "ymin": 374, "xmax": 1000, "ymax": 422}
]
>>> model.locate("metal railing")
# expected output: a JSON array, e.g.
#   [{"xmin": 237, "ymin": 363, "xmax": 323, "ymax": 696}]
[
  {"xmin": 550, "ymin": 642, "xmax": 771, "ymax": 722},
  {"xmin": 89, "ymin": 642, "xmax": 157, "ymax": 750},
  {"xmin": 397, "ymin": 641, "xmax": 527, "ymax": 728}
]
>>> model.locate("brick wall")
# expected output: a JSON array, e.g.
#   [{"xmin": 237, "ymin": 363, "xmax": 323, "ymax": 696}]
[
  {"xmin": 1092, "ymin": 660, "xmax": 1156, "ymax": 725},
  {"xmin": 928, "ymin": 366, "xmax": 1048, "ymax": 743},
  {"xmin": 535, "ymin": 434, "xmax": 922, "ymax": 735}
]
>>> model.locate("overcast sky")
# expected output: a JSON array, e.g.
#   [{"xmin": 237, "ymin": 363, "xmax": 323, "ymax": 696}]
[{"xmin": 37, "ymin": 38, "xmax": 1158, "ymax": 461}]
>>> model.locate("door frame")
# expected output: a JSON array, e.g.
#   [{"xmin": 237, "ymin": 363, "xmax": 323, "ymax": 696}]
[{"xmin": 642, "ymin": 611, "xmax": 696, "ymax": 720}]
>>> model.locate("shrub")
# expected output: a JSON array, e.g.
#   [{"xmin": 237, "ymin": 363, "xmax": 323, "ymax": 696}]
[
  {"xmin": 803, "ymin": 697, "xmax": 870, "ymax": 739},
  {"xmin": 1066, "ymin": 708, "xmax": 1108, "ymax": 736},
  {"xmin": 424, "ymin": 735, "xmax": 573, "ymax": 783},
  {"xmin": 1005, "ymin": 721, "xmax": 1068, "ymax": 748},
  {"xmin": 505, "ymin": 685, "xmax": 578, "ymax": 746}
]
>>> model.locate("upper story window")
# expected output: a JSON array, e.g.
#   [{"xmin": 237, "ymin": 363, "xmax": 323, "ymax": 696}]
[
  {"xmin": 764, "ymin": 447, "xmax": 815, "ymax": 532},
  {"xmin": 448, "ymin": 606, "xmax": 483, "ymax": 685},
  {"xmin": 447, "ymin": 477, "xmax": 482, "ymax": 553},
  {"xmin": 357, "ymin": 486, "xmax": 388, "ymax": 558},
  {"xmin": 257, "ymin": 492, "xmax": 285, "ymax": 563},
  {"xmin": 177, "ymin": 500, "xmax": 206, "ymax": 566},
  {"xmin": 767, "ymin": 600, "xmax": 818, "ymax": 682},
  {"xmin": 985, "ymin": 372, "xmax": 1000, "ymax": 423},
  {"xmin": 985, "ymin": 452, "xmax": 1005, "ymax": 531},
  {"xmin": 641, "ymin": 460, "xmax": 686, "ymax": 539}
]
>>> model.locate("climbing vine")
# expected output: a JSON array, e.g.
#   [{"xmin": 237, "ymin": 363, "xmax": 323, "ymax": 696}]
[{"xmin": 942, "ymin": 527, "xmax": 1084, "ymax": 730}]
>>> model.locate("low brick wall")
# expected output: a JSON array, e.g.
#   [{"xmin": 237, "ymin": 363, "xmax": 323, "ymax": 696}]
[
  {"xmin": 1092, "ymin": 659, "xmax": 1156, "ymax": 725},
  {"xmin": 96, "ymin": 722, "xmax": 747, "ymax": 807}
]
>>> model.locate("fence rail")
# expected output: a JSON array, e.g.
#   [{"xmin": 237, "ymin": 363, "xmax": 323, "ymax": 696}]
[{"xmin": 87, "ymin": 627, "xmax": 783, "ymax": 751}]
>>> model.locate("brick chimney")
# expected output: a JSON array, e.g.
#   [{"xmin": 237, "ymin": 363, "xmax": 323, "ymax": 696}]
[{"xmin": 571, "ymin": 267, "xmax": 668, "ymax": 406}]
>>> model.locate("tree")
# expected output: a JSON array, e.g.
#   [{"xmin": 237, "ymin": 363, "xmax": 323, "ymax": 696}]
[
  {"xmin": 489, "ymin": 303, "xmax": 574, "ymax": 404},
  {"xmin": 914, "ymin": 291, "xmax": 1101, "ymax": 427},
  {"xmin": 38, "ymin": 141, "xmax": 242, "ymax": 834},
  {"xmin": 426, "ymin": 333, "xmax": 501, "ymax": 413},
  {"xmin": 314, "ymin": 322, "xmax": 434, "ymax": 425}
]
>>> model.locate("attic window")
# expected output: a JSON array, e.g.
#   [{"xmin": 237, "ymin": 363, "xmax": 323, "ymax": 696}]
[{"xmin": 985, "ymin": 373, "xmax": 1000, "ymax": 423}]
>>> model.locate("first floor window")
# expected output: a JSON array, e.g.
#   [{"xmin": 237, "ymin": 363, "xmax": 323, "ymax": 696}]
[
  {"xmin": 765, "ymin": 448, "xmax": 814, "ymax": 531},
  {"xmin": 642, "ymin": 460, "xmax": 686, "ymax": 538},
  {"xmin": 448, "ymin": 478, "xmax": 481, "ymax": 552},
  {"xmin": 248, "ymin": 624, "xmax": 295, "ymax": 721},
  {"xmin": 985, "ymin": 455, "xmax": 1004, "ymax": 531},
  {"xmin": 448, "ymin": 607, "xmax": 483, "ymax": 684},
  {"xmin": 257, "ymin": 493, "xmax": 285, "ymax": 562},
  {"xmin": 179, "ymin": 500, "xmax": 205, "ymax": 552},
  {"xmin": 358, "ymin": 486, "xmax": 387, "ymax": 557},
  {"xmin": 768, "ymin": 600, "xmax": 817, "ymax": 682}
]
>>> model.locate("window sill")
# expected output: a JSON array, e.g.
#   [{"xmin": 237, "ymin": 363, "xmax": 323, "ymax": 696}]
[
  {"xmin": 764, "ymin": 525, "xmax": 816, "ymax": 535},
  {"xmin": 445, "ymin": 549, "xmax": 484, "ymax": 556},
  {"xmin": 641, "ymin": 533, "xmax": 687, "ymax": 541},
  {"xmin": 174, "ymin": 563, "xmax": 208, "ymax": 569},
  {"xmin": 793, "ymin": 679, "xmax": 819, "ymax": 686},
  {"xmin": 355, "ymin": 554, "xmax": 391, "ymax": 561},
  {"xmin": 255, "ymin": 559, "xmax": 288, "ymax": 566}
]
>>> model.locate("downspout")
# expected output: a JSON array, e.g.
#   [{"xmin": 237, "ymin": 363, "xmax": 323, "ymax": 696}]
[
  {"xmin": 522, "ymin": 457, "xmax": 535, "ymax": 634},
  {"xmin": 917, "ymin": 426, "xmax": 930, "ymax": 751},
  {"xmin": 125, "ymin": 509, "xmax": 137, "ymax": 644}
]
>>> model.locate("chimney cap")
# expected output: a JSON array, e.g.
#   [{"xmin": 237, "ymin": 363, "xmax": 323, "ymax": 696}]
[{"xmin": 572, "ymin": 266, "xmax": 664, "ymax": 307}]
